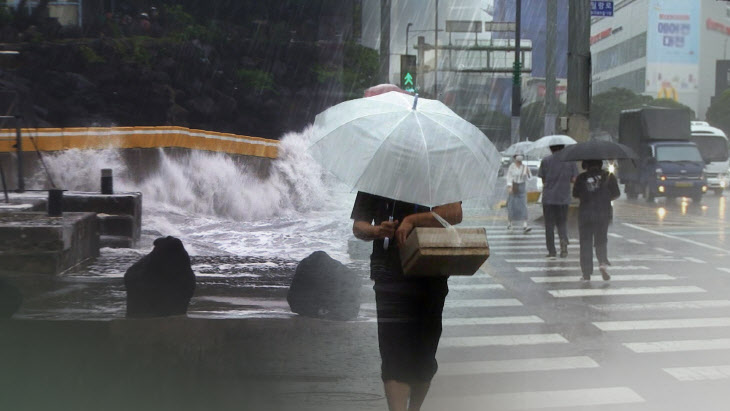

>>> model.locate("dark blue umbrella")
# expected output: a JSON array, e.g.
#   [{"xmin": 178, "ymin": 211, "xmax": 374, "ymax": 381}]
[{"xmin": 556, "ymin": 139, "xmax": 638, "ymax": 161}]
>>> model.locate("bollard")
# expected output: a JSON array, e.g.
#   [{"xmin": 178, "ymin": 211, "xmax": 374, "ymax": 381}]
[
  {"xmin": 48, "ymin": 189, "xmax": 63, "ymax": 217},
  {"xmin": 101, "ymin": 169, "xmax": 113, "ymax": 195}
]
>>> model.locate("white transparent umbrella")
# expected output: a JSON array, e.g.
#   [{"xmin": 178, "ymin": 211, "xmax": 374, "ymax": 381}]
[
  {"xmin": 526, "ymin": 134, "xmax": 577, "ymax": 158},
  {"xmin": 503, "ymin": 141, "xmax": 534, "ymax": 156},
  {"xmin": 308, "ymin": 92, "xmax": 501, "ymax": 207}
]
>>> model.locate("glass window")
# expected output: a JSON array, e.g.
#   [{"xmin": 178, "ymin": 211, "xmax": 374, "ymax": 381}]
[
  {"xmin": 690, "ymin": 135, "xmax": 730, "ymax": 162},
  {"xmin": 593, "ymin": 32, "xmax": 647, "ymax": 74},
  {"xmin": 655, "ymin": 145, "xmax": 704, "ymax": 163}
]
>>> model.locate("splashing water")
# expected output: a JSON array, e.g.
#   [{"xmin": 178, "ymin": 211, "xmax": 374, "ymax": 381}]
[{"xmin": 36, "ymin": 127, "xmax": 357, "ymax": 261}]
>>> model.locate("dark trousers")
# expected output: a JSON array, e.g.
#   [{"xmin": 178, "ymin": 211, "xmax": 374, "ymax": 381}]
[
  {"xmin": 543, "ymin": 204, "xmax": 569, "ymax": 254},
  {"xmin": 578, "ymin": 217, "xmax": 609, "ymax": 277}
]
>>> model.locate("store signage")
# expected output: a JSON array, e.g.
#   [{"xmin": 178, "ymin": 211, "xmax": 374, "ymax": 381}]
[
  {"xmin": 591, "ymin": 1, "xmax": 614, "ymax": 17},
  {"xmin": 707, "ymin": 18, "xmax": 730, "ymax": 36}
]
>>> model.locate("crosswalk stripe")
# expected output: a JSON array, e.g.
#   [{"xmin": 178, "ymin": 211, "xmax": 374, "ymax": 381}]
[
  {"xmin": 664, "ymin": 365, "xmax": 730, "ymax": 381},
  {"xmin": 590, "ymin": 300, "xmax": 730, "ymax": 312},
  {"xmin": 625, "ymin": 338, "xmax": 730, "ymax": 353},
  {"xmin": 532, "ymin": 274, "xmax": 676, "ymax": 283},
  {"xmin": 623, "ymin": 223, "xmax": 730, "ymax": 254},
  {"xmin": 440, "ymin": 333, "xmax": 568, "ymax": 348},
  {"xmin": 490, "ymin": 239, "xmax": 572, "ymax": 245},
  {"xmin": 361, "ymin": 298, "xmax": 522, "ymax": 311},
  {"xmin": 517, "ymin": 265, "xmax": 649, "ymax": 273},
  {"xmin": 487, "ymin": 234, "xmax": 548, "ymax": 239},
  {"xmin": 626, "ymin": 239, "xmax": 646, "ymax": 245},
  {"xmin": 448, "ymin": 284, "xmax": 504, "ymax": 291},
  {"xmin": 423, "ymin": 387, "xmax": 644, "ymax": 410},
  {"xmin": 437, "ymin": 356, "xmax": 598, "ymax": 376},
  {"xmin": 655, "ymin": 247, "xmax": 674, "ymax": 254},
  {"xmin": 490, "ymin": 245, "xmax": 578, "ymax": 250},
  {"xmin": 684, "ymin": 257, "xmax": 706, "ymax": 264},
  {"xmin": 593, "ymin": 317, "xmax": 730, "ymax": 331},
  {"xmin": 717, "ymin": 268, "xmax": 730, "ymax": 274},
  {"xmin": 445, "ymin": 299, "xmax": 523, "ymax": 308},
  {"xmin": 608, "ymin": 233, "xmax": 623, "ymax": 238},
  {"xmin": 505, "ymin": 256, "xmax": 682, "ymax": 263},
  {"xmin": 548, "ymin": 286, "xmax": 705, "ymax": 298},
  {"xmin": 443, "ymin": 315, "xmax": 543, "ymax": 326}
]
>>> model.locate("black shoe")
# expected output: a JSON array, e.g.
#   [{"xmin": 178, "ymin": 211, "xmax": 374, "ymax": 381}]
[
  {"xmin": 545, "ymin": 253, "xmax": 557, "ymax": 259},
  {"xmin": 559, "ymin": 242, "xmax": 568, "ymax": 258},
  {"xmin": 600, "ymin": 265, "xmax": 611, "ymax": 281},
  {"xmin": 581, "ymin": 275, "xmax": 590, "ymax": 281}
]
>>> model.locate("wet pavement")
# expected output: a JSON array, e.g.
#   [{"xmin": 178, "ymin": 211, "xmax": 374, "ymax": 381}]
[{"xmin": 2, "ymin": 192, "xmax": 730, "ymax": 411}]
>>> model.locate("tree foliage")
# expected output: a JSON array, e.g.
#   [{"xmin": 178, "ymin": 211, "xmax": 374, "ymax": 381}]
[{"xmin": 706, "ymin": 89, "xmax": 730, "ymax": 136}]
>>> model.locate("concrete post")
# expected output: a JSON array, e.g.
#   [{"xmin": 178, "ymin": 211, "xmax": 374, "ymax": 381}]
[
  {"xmin": 101, "ymin": 169, "xmax": 113, "ymax": 195},
  {"xmin": 511, "ymin": 0, "xmax": 522, "ymax": 145},
  {"xmin": 48, "ymin": 189, "xmax": 63, "ymax": 217},
  {"xmin": 567, "ymin": 0, "xmax": 591, "ymax": 142}
]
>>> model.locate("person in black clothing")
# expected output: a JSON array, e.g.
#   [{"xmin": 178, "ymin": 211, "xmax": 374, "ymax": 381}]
[
  {"xmin": 351, "ymin": 192, "xmax": 462, "ymax": 411},
  {"xmin": 572, "ymin": 160, "xmax": 621, "ymax": 281}
]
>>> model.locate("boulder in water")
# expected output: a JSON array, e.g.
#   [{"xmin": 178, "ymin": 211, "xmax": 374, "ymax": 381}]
[
  {"xmin": 287, "ymin": 251, "xmax": 361, "ymax": 321},
  {"xmin": 124, "ymin": 236, "xmax": 196, "ymax": 318}
]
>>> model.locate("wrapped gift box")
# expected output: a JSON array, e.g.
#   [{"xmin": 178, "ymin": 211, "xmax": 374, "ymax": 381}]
[{"xmin": 399, "ymin": 227, "xmax": 489, "ymax": 276}]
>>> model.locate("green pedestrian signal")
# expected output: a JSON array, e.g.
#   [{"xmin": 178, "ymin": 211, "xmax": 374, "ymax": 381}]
[
  {"xmin": 400, "ymin": 54, "xmax": 417, "ymax": 92},
  {"xmin": 404, "ymin": 72, "xmax": 414, "ymax": 87}
]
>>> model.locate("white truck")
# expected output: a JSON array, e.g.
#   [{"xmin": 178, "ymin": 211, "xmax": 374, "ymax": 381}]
[{"xmin": 690, "ymin": 121, "xmax": 730, "ymax": 195}]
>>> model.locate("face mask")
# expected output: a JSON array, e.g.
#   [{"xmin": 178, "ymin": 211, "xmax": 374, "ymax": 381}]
[{"xmin": 514, "ymin": 155, "xmax": 523, "ymax": 162}]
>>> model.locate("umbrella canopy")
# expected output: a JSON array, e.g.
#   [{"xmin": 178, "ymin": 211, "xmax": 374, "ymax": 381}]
[
  {"xmin": 308, "ymin": 92, "xmax": 501, "ymax": 206},
  {"xmin": 363, "ymin": 84, "xmax": 412, "ymax": 97},
  {"xmin": 502, "ymin": 141, "xmax": 534, "ymax": 156},
  {"xmin": 527, "ymin": 134, "xmax": 577, "ymax": 157},
  {"xmin": 556, "ymin": 139, "xmax": 638, "ymax": 161}
]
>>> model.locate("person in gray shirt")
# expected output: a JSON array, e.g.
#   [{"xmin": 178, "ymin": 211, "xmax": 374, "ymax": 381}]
[{"xmin": 538, "ymin": 145, "xmax": 579, "ymax": 258}]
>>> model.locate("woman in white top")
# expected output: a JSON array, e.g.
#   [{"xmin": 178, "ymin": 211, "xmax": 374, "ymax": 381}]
[{"xmin": 506, "ymin": 154, "xmax": 532, "ymax": 233}]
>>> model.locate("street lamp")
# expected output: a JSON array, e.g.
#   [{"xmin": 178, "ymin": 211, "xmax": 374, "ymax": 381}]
[{"xmin": 406, "ymin": 22, "xmax": 413, "ymax": 55}]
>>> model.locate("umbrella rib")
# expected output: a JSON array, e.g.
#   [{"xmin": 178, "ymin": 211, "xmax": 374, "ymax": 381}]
[
  {"xmin": 309, "ymin": 108, "xmax": 408, "ymax": 150},
  {"xmin": 349, "ymin": 111, "xmax": 415, "ymax": 194},
  {"xmin": 414, "ymin": 112, "xmax": 433, "ymax": 206},
  {"xmin": 422, "ymin": 113, "xmax": 493, "ymax": 168}
]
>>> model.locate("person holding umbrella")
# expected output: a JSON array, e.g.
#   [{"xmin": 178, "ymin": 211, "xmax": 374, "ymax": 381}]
[
  {"xmin": 351, "ymin": 194, "xmax": 462, "ymax": 411},
  {"xmin": 538, "ymin": 143, "xmax": 579, "ymax": 258},
  {"xmin": 309, "ymin": 90, "xmax": 501, "ymax": 411},
  {"xmin": 505, "ymin": 153, "xmax": 532, "ymax": 233},
  {"xmin": 559, "ymin": 139, "xmax": 637, "ymax": 280},
  {"xmin": 572, "ymin": 160, "xmax": 620, "ymax": 280}
]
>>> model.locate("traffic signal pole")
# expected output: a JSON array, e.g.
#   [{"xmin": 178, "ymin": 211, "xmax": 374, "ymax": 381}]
[{"xmin": 511, "ymin": 0, "xmax": 522, "ymax": 145}]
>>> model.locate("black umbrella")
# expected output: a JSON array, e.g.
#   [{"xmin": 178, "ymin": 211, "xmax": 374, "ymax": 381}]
[{"xmin": 556, "ymin": 139, "xmax": 638, "ymax": 161}]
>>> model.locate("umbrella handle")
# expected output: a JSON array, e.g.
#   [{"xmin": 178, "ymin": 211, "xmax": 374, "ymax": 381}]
[
  {"xmin": 383, "ymin": 216, "xmax": 394, "ymax": 250},
  {"xmin": 412, "ymin": 94, "xmax": 419, "ymax": 110}
]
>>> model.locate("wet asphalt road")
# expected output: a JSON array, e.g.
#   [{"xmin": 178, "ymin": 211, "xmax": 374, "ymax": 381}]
[{"xmin": 418, "ymin": 192, "xmax": 730, "ymax": 411}]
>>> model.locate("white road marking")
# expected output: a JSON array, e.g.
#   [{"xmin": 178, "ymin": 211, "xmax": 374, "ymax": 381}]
[
  {"xmin": 361, "ymin": 298, "xmax": 523, "ymax": 311},
  {"xmin": 437, "ymin": 356, "xmax": 598, "ymax": 376},
  {"xmin": 664, "ymin": 365, "xmax": 730, "ymax": 381},
  {"xmin": 590, "ymin": 300, "xmax": 730, "ymax": 312},
  {"xmin": 717, "ymin": 268, "xmax": 730, "ymax": 274},
  {"xmin": 447, "ymin": 284, "xmax": 504, "ymax": 291},
  {"xmin": 422, "ymin": 387, "xmax": 644, "ymax": 410},
  {"xmin": 608, "ymin": 233, "xmax": 623, "ymax": 238},
  {"xmin": 626, "ymin": 239, "xmax": 646, "ymax": 245},
  {"xmin": 505, "ymin": 256, "xmax": 682, "ymax": 263},
  {"xmin": 531, "ymin": 274, "xmax": 675, "ymax": 283},
  {"xmin": 443, "ymin": 315, "xmax": 543, "ymax": 326},
  {"xmin": 625, "ymin": 338, "xmax": 730, "ymax": 353},
  {"xmin": 655, "ymin": 247, "xmax": 674, "ymax": 254},
  {"xmin": 548, "ymin": 286, "xmax": 705, "ymax": 298},
  {"xmin": 517, "ymin": 265, "xmax": 649, "ymax": 273},
  {"xmin": 488, "ymin": 234, "xmax": 549, "ymax": 239},
  {"xmin": 440, "ymin": 333, "xmax": 568, "ymax": 348},
  {"xmin": 684, "ymin": 257, "xmax": 706, "ymax": 264},
  {"xmin": 623, "ymin": 223, "xmax": 730, "ymax": 254},
  {"xmin": 490, "ymin": 245, "xmax": 579, "ymax": 250},
  {"xmin": 594, "ymin": 317, "xmax": 730, "ymax": 331}
]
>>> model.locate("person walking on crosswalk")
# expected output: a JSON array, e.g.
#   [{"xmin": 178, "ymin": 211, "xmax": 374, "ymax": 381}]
[
  {"xmin": 538, "ymin": 145, "xmax": 578, "ymax": 258},
  {"xmin": 572, "ymin": 160, "xmax": 621, "ymax": 281},
  {"xmin": 505, "ymin": 154, "xmax": 532, "ymax": 233}
]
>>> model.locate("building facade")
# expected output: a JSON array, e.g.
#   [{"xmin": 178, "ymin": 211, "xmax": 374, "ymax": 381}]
[{"xmin": 591, "ymin": 0, "xmax": 729, "ymax": 120}]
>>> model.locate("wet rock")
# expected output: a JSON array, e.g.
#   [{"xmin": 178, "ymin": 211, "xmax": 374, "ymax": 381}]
[
  {"xmin": 287, "ymin": 251, "xmax": 361, "ymax": 321},
  {"xmin": 0, "ymin": 277, "xmax": 22, "ymax": 318},
  {"xmin": 124, "ymin": 236, "xmax": 196, "ymax": 318}
]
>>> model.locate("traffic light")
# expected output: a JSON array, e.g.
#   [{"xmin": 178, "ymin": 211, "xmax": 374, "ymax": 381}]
[{"xmin": 400, "ymin": 55, "xmax": 417, "ymax": 93}]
